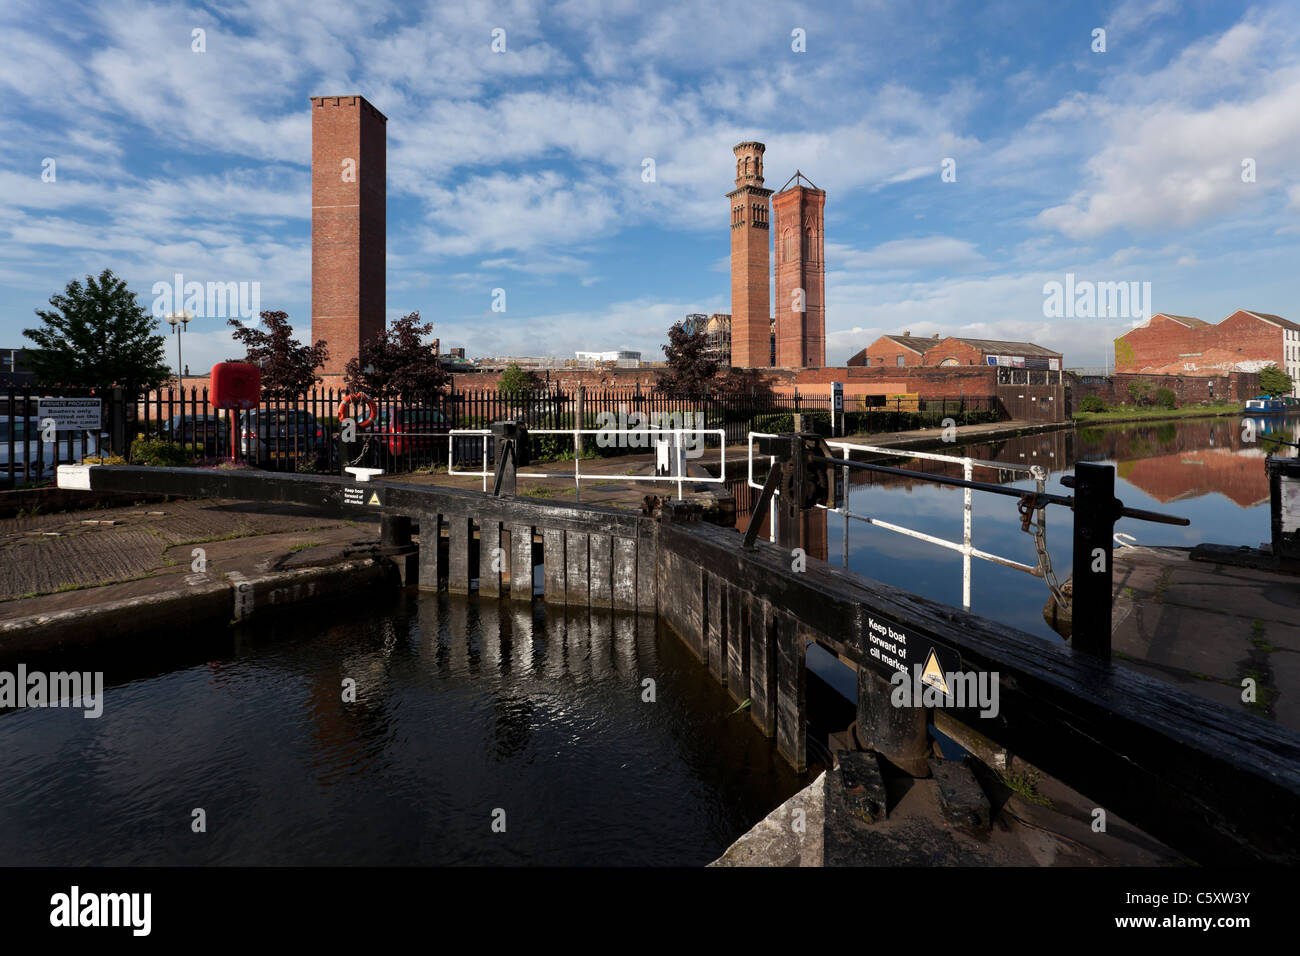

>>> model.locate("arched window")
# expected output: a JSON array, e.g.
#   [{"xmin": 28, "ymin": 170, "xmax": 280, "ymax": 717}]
[
  {"xmin": 939, "ymin": 358, "xmax": 958, "ymax": 367},
  {"xmin": 803, "ymin": 226, "xmax": 813, "ymax": 261},
  {"xmin": 783, "ymin": 229, "xmax": 795, "ymax": 262}
]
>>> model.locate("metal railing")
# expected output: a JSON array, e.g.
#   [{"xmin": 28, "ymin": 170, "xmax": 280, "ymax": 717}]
[
  {"xmin": 748, "ymin": 433, "xmax": 1060, "ymax": 610},
  {"xmin": 449, "ymin": 427, "xmax": 727, "ymax": 499}
]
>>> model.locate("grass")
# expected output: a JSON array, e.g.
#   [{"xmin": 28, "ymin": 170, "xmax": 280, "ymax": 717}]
[
  {"xmin": 519, "ymin": 485, "xmax": 561, "ymax": 499},
  {"xmin": 998, "ymin": 769, "xmax": 1054, "ymax": 807},
  {"xmin": 4, "ymin": 571, "xmax": 156, "ymax": 603},
  {"xmin": 289, "ymin": 541, "xmax": 321, "ymax": 552},
  {"xmin": 1072, "ymin": 401, "xmax": 1243, "ymax": 423}
]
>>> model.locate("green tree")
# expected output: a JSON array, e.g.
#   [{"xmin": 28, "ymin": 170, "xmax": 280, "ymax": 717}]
[
  {"xmin": 23, "ymin": 269, "xmax": 171, "ymax": 390},
  {"xmin": 657, "ymin": 320, "xmax": 718, "ymax": 393},
  {"xmin": 498, "ymin": 362, "xmax": 538, "ymax": 393},
  {"xmin": 1126, "ymin": 380, "xmax": 1151, "ymax": 405},
  {"xmin": 1258, "ymin": 364, "xmax": 1293, "ymax": 397},
  {"xmin": 344, "ymin": 311, "xmax": 447, "ymax": 396},
  {"xmin": 228, "ymin": 311, "xmax": 329, "ymax": 397}
]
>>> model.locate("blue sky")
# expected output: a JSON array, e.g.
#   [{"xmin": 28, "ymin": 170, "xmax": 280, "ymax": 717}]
[{"xmin": 2, "ymin": 0, "xmax": 1298, "ymax": 372}]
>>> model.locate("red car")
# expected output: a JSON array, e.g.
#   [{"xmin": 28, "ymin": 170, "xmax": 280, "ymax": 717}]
[{"xmin": 376, "ymin": 406, "xmax": 452, "ymax": 455}]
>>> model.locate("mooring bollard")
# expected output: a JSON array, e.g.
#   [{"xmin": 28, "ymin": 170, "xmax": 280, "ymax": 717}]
[
  {"xmin": 857, "ymin": 665, "xmax": 930, "ymax": 777},
  {"xmin": 1066, "ymin": 461, "xmax": 1118, "ymax": 660},
  {"xmin": 491, "ymin": 420, "xmax": 529, "ymax": 497}
]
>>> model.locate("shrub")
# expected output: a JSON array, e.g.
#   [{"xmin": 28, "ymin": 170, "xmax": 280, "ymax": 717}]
[
  {"xmin": 1154, "ymin": 387, "xmax": 1177, "ymax": 409},
  {"xmin": 1078, "ymin": 395, "xmax": 1108, "ymax": 413},
  {"xmin": 129, "ymin": 436, "xmax": 199, "ymax": 467},
  {"xmin": 81, "ymin": 454, "xmax": 127, "ymax": 465}
]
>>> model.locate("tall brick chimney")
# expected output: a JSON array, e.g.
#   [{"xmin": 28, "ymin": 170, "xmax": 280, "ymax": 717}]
[
  {"xmin": 773, "ymin": 172, "xmax": 825, "ymax": 368},
  {"xmin": 728, "ymin": 142, "xmax": 773, "ymax": 368},
  {"xmin": 311, "ymin": 95, "xmax": 386, "ymax": 376}
]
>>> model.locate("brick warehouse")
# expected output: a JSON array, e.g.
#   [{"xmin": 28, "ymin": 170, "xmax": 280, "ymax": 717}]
[
  {"xmin": 311, "ymin": 95, "xmax": 387, "ymax": 376},
  {"xmin": 1115, "ymin": 310, "xmax": 1300, "ymax": 396},
  {"xmin": 727, "ymin": 143, "xmax": 826, "ymax": 369}
]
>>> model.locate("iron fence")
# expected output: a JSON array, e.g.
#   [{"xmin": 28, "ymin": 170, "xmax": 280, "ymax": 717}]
[{"xmin": 1, "ymin": 383, "xmax": 1002, "ymax": 483}]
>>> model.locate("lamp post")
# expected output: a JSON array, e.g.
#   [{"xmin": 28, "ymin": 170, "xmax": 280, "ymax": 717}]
[{"xmin": 165, "ymin": 310, "xmax": 192, "ymax": 388}]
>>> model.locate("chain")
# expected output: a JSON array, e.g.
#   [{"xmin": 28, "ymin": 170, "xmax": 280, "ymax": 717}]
[
  {"xmin": 345, "ymin": 435, "xmax": 372, "ymax": 467},
  {"xmin": 1018, "ymin": 492, "xmax": 1069, "ymax": 610}
]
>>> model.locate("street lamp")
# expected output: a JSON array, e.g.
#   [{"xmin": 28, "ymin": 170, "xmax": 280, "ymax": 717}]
[{"xmin": 165, "ymin": 310, "xmax": 193, "ymax": 389}]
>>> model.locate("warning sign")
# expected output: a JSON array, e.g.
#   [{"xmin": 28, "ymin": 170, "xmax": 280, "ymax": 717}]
[
  {"xmin": 864, "ymin": 612, "xmax": 960, "ymax": 682},
  {"xmin": 36, "ymin": 398, "xmax": 101, "ymax": 431},
  {"xmin": 920, "ymin": 649, "xmax": 951, "ymax": 696},
  {"xmin": 342, "ymin": 486, "xmax": 384, "ymax": 507}
]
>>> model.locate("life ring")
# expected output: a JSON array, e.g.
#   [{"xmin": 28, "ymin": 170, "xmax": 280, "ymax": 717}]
[{"xmin": 338, "ymin": 393, "xmax": 378, "ymax": 429}]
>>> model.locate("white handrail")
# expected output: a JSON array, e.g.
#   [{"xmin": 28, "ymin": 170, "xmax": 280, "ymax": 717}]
[
  {"xmin": 448, "ymin": 428, "xmax": 726, "ymax": 500},
  {"xmin": 746, "ymin": 432, "xmax": 1049, "ymax": 608}
]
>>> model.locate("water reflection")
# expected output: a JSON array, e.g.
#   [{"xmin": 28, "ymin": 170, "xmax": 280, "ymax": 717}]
[
  {"xmin": 728, "ymin": 414, "xmax": 1299, "ymax": 642},
  {"xmin": 0, "ymin": 595, "xmax": 805, "ymax": 866}
]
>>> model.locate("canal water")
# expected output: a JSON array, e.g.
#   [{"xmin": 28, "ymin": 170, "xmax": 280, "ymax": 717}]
[
  {"xmin": 0, "ymin": 595, "xmax": 808, "ymax": 866},
  {"xmin": 738, "ymin": 414, "xmax": 1299, "ymax": 645}
]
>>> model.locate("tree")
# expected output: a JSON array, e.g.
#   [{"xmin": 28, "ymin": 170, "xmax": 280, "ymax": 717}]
[
  {"xmin": 23, "ymin": 269, "xmax": 171, "ymax": 391},
  {"xmin": 1126, "ymin": 380, "xmax": 1151, "ymax": 406},
  {"xmin": 498, "ymin": 362, "xmax": 538, "ymax": 393},
  {"xmin": 344, "ymin": 311, "xmax": 447, "ymax": 396},
  {"xmin": 228, "ymin": 311, "xmax": 329, "ymax": 397},
  {"xmin": 656, "ymin": 320, "xmax": 718, "ymax": 393},
  {"xmin": 1258, "ymin": 364, "xmax": 1294, "ymax": 397}
]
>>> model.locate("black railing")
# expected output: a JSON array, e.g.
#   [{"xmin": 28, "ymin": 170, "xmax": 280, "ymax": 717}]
[{"xmin": 2, "ymin": 383, "xmax": 1003, "ymax": 484}]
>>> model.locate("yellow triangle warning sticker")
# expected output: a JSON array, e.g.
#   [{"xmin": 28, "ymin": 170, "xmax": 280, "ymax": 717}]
[
  {"xmin": 368, "ymin": 492, "xmax": 381, "ymax": 505},
  {"xmin": 920, "ymin": 649, "xmax": 950, "ymax": 696}
]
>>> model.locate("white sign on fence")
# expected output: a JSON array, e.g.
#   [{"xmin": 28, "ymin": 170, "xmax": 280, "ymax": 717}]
[{"xmin": 36, "ymin": 398, "xmax": 102, "ymax": 431}]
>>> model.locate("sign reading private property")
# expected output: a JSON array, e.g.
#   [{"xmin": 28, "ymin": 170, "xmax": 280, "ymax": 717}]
[{"xmin": 36, "ymin": 398, "xmax": 101, "ymax": 430}]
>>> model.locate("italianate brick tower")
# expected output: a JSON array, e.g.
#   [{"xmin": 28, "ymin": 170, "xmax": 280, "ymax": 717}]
[
  {"xmin": 773, "ymin": 171, "xmax": 826, "ymax": 367},
  {"xmin": 728, "ymin": 142, "xmax": 774, "ymax": 368}
]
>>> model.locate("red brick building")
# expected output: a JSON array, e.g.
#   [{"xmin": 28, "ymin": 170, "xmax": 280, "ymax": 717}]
[
  {"xmin": 849, "ymin": 334, "xmax": 1062, "ymax": 371},
  {"xmin": 1115, "ymin": 310, "xmax": 1300, "ymax": 395},
  {"xmin": 311, "ymin": 94, "xmax": 387, "ymax": 376},
  {"xmin": 848, "ymin": 332, "xmax": 942, "ymax": 368},
  {"xmin": 727, "ymin": 142, "xmax": 773, "ymax": 368},
  {"xmin": 773, "ymin": 172, "xmax": 825, "ymax": 368},
  {"xmin": 922, "ymin": 337, "xmax": 1062, "ymax": 371}
]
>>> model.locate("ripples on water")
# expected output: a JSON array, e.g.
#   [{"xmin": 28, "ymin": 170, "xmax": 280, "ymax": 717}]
[{"xmin": 0, "ymin": 595, "xmax": 806, "ymax": 866}]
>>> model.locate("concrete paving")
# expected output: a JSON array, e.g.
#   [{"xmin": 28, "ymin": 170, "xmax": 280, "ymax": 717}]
[
  {"xmin": 0, "ymin": 498, "xmax": 378, "ymax": 617},
  {"xmin": 1111, "ymin": 544, "xmax": 1300, "ymax": 731}
]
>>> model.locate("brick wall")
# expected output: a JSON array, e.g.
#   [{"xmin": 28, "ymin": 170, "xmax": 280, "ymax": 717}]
[
  {"xmin": 1067, "ymin": 370, "xmax": 1260, "ymax": 408},
  {"xmin": 921, "ymin": 338, "xmax": 987, "ymax": 367},
  {"xmin": 311, "ymin": 95, "xmax": 387, "ymax": 376},
  {"xmin": 1116, "ymin": 311, "xmax": 1285, "ymax": 374},
  {"xmin": 850, "ymin": 335, "xmax": 935, "ymax": 369}
]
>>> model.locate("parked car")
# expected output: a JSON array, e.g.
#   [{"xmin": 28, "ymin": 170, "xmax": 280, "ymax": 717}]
[
  {"xmin": 154, "ymin": 413, "xmax": 230, "ymax": 455},
  {"xmin": 375, "ymin": 406, "xmax": 452, "ymax": 455},
  {"xmin": 0, "ymin": 416, "xmax": 109, "ymax": 483},
  {"xmin": 237, "ymin": 409, "xmax": 328, "ymax": 468}
]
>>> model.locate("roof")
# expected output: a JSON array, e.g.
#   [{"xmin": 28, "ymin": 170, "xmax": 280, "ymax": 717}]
[
  {"xmin": 945, "ymin": 337, "xmax": 1062, "ymax": 357},
  {"xmin": 1154, "ymin": 314, "xmax": 1209, "ymax": 328},
  {"xmin": 1242, "ymin": 311, "xmax": 1300, "ymax": 332},
  {"xmin": 880, "ymin": 334, "xmax": 941, "ymax": 354}
]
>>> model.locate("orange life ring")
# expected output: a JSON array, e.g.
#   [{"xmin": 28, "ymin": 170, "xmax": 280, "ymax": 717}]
[{"xmin": 338, "ymin": 393, "xmax": 378, "ymax": 429}]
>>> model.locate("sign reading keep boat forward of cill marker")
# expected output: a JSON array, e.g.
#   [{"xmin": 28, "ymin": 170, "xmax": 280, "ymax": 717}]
[
  {"xmin": 342, "ymin": 486, "xmax": 383, "ymax": 507},
  {"xmin": 865, "ymin": 612, "xmax": 959, "ymax": 679}
]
